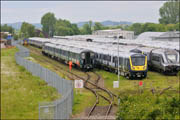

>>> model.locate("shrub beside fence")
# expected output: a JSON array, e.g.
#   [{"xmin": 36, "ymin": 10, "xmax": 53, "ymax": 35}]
[{"xmin": 13, "ymin": 42, "xmax": 73, "ymax": 119}]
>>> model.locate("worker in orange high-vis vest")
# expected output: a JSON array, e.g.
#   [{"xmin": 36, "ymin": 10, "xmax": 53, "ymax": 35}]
[{"xmin": 69, "ymin": 61, "xmax": 72, "ymax": 70}]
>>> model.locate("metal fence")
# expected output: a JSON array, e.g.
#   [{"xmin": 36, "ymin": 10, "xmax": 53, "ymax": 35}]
[{"xmin": 13, "ymin": 42, "xmax": 73, "ymax": 119}]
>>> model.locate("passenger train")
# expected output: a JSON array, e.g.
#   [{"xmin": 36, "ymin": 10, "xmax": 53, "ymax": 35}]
[
  {"xmin": 93, "ymin": 48, "xmax": 148, "ymax": 78},
  {"xmin": 26, "ymin": 37, "xmax": 180, "ymax": 76}
]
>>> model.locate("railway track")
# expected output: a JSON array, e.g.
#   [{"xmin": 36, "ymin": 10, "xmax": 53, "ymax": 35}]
[{"xmin": 26, "ymin": 45, "xmax": 116, "ymax": 119}]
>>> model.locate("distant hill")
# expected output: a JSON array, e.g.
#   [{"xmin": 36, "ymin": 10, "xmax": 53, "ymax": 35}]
[
  {"xmin": 2, "ymin": 20, "xmax": 132, "ymax": 30},
  {"xmin": 75, "ymin": 20, "xmax": 132, "ymax": 28},
  {"xmin": 2, "ymin": 22, "xmax": 42, "ymax": 30}
]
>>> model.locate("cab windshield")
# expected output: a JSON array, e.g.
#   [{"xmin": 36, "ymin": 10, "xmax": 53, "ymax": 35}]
[
  {"xmin": 131, "ymin": 56, "xmax": 145, "ymax": 66},
  {"xmin": 166, "ymin": 54, "xmax": 177, "ymax": 63}
]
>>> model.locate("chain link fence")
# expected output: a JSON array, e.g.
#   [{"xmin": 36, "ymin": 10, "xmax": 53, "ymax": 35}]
[{"xmin": 13, "ymin": 41, "xmax": 73, "ymax": 119}]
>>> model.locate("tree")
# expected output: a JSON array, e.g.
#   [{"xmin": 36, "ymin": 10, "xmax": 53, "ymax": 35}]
[
  {"xmin": 1, "ymin": 24, "xmax": 14, "ymax": 34},
  {"xmin": 141, "ymin": 23, "xmax": 167, "ymax": 32},
  {"xmin": 20, "ymin": 22, "xmax": 35, "ymax": 38},
  {"xmin": 81, "ymin": 21, "xmax": 92, "ymax": 34},
  {"xmin": 166, "ymin": 24, "xmax": 176, "ymax": 31},
  {"xmin": 2, "ymin": 34, "xmax": 8, "ymax": 39},
  {"xmin": 175, "ymin": 22, "xmax": 180, "ymax": 31},
  {"xmin": 41, "ymin": 12, "xmax": 56, "ymax": 37},
  {"xmin": 71, "ymin": 24, "xmax": 80, "ymax": 35},
  {"xmin": 94, "ymin": 22, "xmax": 104, "ymax": 31},
  {"xmin": 13, "ymin": 34, "xmax": 18, "ymax": 40},
  {"xmin": 54, "ymin": 19, "xmax": 80, "ymax": 36},
  {"xmin": 39, "ymin": 32, "xmax": 44, "ymax": 38},
  {"xmin": 159, "ymin": 0, "xmax": 179, "ymax": 24},
  {"xmin": 128, "ymin": 23, "xmax": 143, "ymax": 35}
]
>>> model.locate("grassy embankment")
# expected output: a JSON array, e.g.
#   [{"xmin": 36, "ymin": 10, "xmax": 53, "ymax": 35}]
[{"xmin": 1, "ymin": 48, "xmax": 60, "ymax": 119}]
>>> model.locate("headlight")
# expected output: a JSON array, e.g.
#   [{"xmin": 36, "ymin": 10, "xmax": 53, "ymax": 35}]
[{"xmin": 143, "ymin": 66, "xmax": 146, "ymax": 69}]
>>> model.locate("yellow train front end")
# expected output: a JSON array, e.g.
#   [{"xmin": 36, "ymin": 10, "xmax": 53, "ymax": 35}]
[{"xmin": 129, "ymin": 54, "xmax": 148, "ymax": 78}]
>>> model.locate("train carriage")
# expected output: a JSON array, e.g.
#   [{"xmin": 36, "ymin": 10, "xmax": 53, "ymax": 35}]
[
  {"xmin": 94, "ymin": 49, "xmax": 148, "ymax": 79},
  {"xmin": 42, "ymin": 43, "xmax": 95, "ymax": 70},
  {"xmin": 28, "ymin": 37, "xmax": 50, "ymax": 48}
]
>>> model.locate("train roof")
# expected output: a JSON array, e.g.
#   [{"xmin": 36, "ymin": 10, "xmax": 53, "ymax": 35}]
[
  {"xmin": 44, "ymin": 42, "xmax": 92, "ymax": 54},
  {"xmin": 136, "ymin": 32, "xmax": 165, "ymax": 40},
  {"xmin": 44, "ymin": 39, "xmax": 141, "ymax": 58},
  {"xmin": 29, "ymin": 37, "xmax": 50, "ymax": 42},
  {"xmin": 29, "ymin": 37, "xmax": 179, "ymax": 56},
  {"xmin": 52, "ymin": 35, "xmax": 179, "ymax": 50}
]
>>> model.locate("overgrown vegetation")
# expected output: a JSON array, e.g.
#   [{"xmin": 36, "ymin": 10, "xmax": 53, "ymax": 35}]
[
  {"xmin": 116, "ymin": 93, "xmax": 179, "ymax": 119},
  {"xmin": 125, "ymin": 22, "xmax": 179, "ymax": 35},
  {"xmin": 1, "ymin": 48, "xmax": 60, "ymax": 119},
  {"xmin": 97, "ymin": 69, "xmax": 179, "ymax": 119}
]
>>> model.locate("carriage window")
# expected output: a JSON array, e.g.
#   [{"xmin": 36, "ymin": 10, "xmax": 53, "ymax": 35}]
[
  {"xmin": 161, "ymin": 57, "xmax": 164, "ymax": 63},
  {"xmin": 100, "ymin": 54, "xmax": 102, "ymax": 59},
  {"xmin": 103, "ymin": 55, "xmax": 106, "ymax": 60},
  {"xmin": 113, "ymin": 57, "xmax": 115, "ymax": 63},
  {"xmin": 113, "ymin": 57, "xmax": 117, "ymax": 63},
  {"xmin": 119, "ymin": 58, "xmax": 123, "ymax": 65},
  {"xmin": 127, "ymin": 59, "xmax": 130, "ymax": 65},
  {"xmin": 81, "ymin": 53, "xmax": 85, "ymax": 59},
  {"xmin": 108, "ymin": 56, "xmax": 111, "ymax": 61},
  {"xmin": 95, "ymin": 54, "xmax": 97, "ymax": 58},
  {"xmin": 90, "ymin": 53, "xmax": 94, "ymax": 58},
  {"xmin": 66, "ymin": 51, "xmax": 68, "ymax": 56},
  {"xmin": 73, "ymin": 53, "xmax": 76, "ymax": 58},
  {"xmin": 152, "ymin": 56, "xmax": 160, "ymax": 62}
]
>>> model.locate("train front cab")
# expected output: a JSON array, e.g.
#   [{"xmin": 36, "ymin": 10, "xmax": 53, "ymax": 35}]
[
  {"xmin": 80, "ymin": 50, "xmax": 94, "ymax": 71},
  {"xmin": 129, "ymin": 54, "xmax": 148, "ymax": 78},
  {"xmin": 150, "ymin": 49, "xmax": 180, "ymax": 75}
]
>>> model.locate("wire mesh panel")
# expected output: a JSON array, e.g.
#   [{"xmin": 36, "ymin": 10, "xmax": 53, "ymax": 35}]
[
  {"xmin": 39, "ymin": 102, "xmax": 55, "ymax": 119},
  {"xmin": 14, "ymin": 44, "xmax": 73, "ymax": 119}
]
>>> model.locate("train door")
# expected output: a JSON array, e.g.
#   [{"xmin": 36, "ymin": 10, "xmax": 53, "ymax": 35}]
[
  {"xmin": 110, "ymin": 55, "xmax": 114, "ymax": 67},
  {"xmin": 151, "ymin": 53, "xmax": 161, "ymax": 69},
  {"xmin": 82, "ymin": 52, "xmax": 91, "ymax": 65},
  {"xmin": 114, "ymin": 57, "xmax": 118, "ymax": 68}
]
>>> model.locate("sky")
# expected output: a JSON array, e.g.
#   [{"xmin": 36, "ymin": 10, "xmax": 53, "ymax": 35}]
[{"xmin": 1, "ymin": 1, "xmax": 165, "ymax": 24}]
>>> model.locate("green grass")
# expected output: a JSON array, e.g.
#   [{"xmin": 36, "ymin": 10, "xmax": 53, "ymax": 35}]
[
  {"xmin": 1, "ymin": 48, "xmax": 60, "ymax": 119},
  {"xmin": 96, "ymin": 69, "xmax": 179, "ymax": 96}
]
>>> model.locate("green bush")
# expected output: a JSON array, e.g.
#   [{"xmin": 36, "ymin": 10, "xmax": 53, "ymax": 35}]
[
  {"xmin": 116, "ymin": 92, "xmax": 180, "ymax": 119},
  {"xmin": 177, "ymin": 71, "xmax": 180, "ymax": 77}
]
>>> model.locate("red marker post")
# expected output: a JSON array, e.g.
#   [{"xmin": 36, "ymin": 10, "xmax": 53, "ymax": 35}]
[
  {"xmin": 139, "ymin": 81, "xmax": 143, "ymax": 86},
  {"xmin": 139, "ymin": 81, "xmax": 143, "ymax": 94}
]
